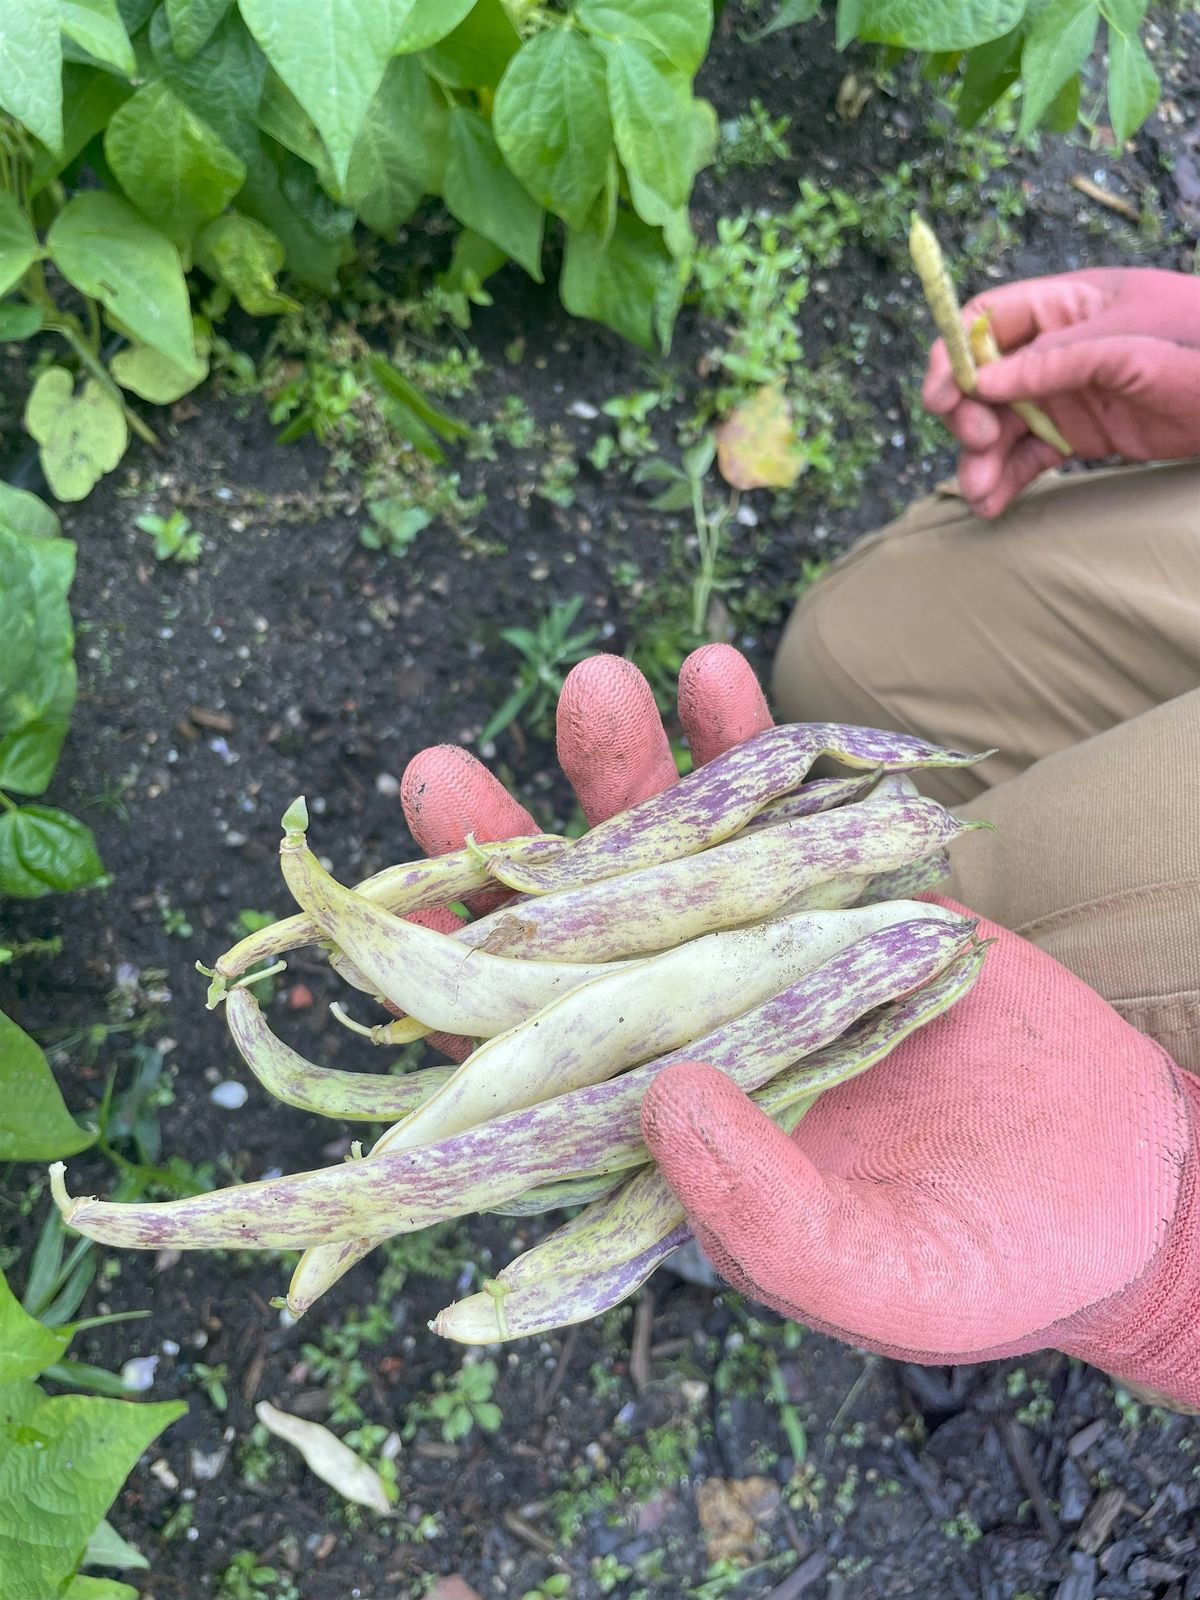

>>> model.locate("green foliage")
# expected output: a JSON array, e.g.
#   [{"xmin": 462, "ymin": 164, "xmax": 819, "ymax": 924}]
[
  {"xmin": 758, "ymin": 0, "xmax": 1160, "ymax": 146},
  {"xmin": 0, "ymin": 482, "xmax": 105, "ymax": 903},
  {"xmin": 135, "ymin": 509, "xmax": 203, "ymax": 563},
  {"xmin": 634, "ymin": 439, "xmax": 731, "ymax": 638},
  {"xmin": 0, "ymin": 1265, "xmax": 183, "ymax": 1599},
  {"xmin": 520, "ymin": 1576, "xmax": 571, "ymax": 1600},
  {"xmin": 480, "ymin": 595, "xmax": 600, "ymax": 747},
  {"xmin": 0, "ymin": 1008, "xmax": 94, "ymax": 1161},
  {"xmin": 0, "ymin": 0, "xmax": 719, "ymax": 500},
  {"xmin": 713, "ymin": 99, "xmax": 792, "ymax": 177},
  {"xmin": 217, "ymin": 1549, "xmax": 299, "ymax": 1600},
  {"xmin": 405, "ymin": 1356, "xmax": 503, "ymax": 1443}
]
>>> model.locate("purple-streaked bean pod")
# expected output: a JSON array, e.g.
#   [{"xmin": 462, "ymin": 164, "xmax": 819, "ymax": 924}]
[
  {"xmin": 224, "ymin": 987, "xmax": 452, "ymax": 1120},
  {"xmin": 740, "ymin": 770, "xmax": 883, "ymax": 832},
  {"xmin": 287, "ymin": 1168, "xmax": 627, "ymax": 1317},
  {"xmin": 753, "ymin": 940, "xmax": 986, "ymax": 1115},
  {"xmin": 372, "ymin": 901, "xmax": 949, "ymax": 1148},
  {"xmin": 855, "ymin": 850, "xmax": 954, "ymax": 905},
  {"xmin": 214, "ymin": 831, "xmax": 563, "ymax": 980},
  {"xmin": 435, "ymin": 1218, "xmax": 691, "ymax": 1344},
  {"xmin": 773, "ymin": 871, "xmax": 876, "ymax": 916},
  {"xmin": 488, "ymin": 1172, "xmax": 626, "ymax": 1216},
  {"xmin": 496, "ymin": 1165, "xmax": 683, "ymax": 1290},
  {"xmin": 434, "ymin": 942, "xmax": 986, "ymax": 1342},
  {"xmin": 480, "ymin": 723, "xmax": 989, "ymax": 895},
  {"xmin": 50, "ymin": 912, "xmax": 976, "ymax": 1252},
  {"xmin": 278, "ymin": 805, "xmax": 632, "ymax": 1037},
  {"xmin": 455, "ymin": 795, "xmax": 977, "ymax": 962},
  {"xmin": 292, "ymin": 899, "xmax": 955, "ymax": 1311},
  {"xmin": 435, "ymin": 1178, "xmax": 689, "ymax": 1343}
]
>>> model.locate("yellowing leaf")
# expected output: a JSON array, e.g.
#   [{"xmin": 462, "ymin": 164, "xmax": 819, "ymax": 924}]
[
  {"xmin": 715, "ymin": 386, "xmax": 806, "ymax": 490},
  {"xmin": 24, "ymin": 369, "xmax": 129, "ymax": 502},
  {"xmin": 255, "ymin": 1401, "xmax": 393, "ymax": 1512},
  {"xmin": 111, "ymin": 343, "xmax": 208, "ymax": 404},
  {"xmin": 193, "ymin": 212, "xmax": 300, "ymax": 314}
]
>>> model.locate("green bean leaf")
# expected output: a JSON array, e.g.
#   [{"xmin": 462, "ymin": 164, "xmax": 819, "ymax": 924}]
[
  {"xmin": 0, "ymin": 805, "xmax": 106, "ymax": 898},
  {"xmin": 24, "ymin": 369, "xmax": 129, "ymax": 503},
  {"xmin": 0, "ymin": 1010, "xmax": 94, "ymax": 1162},
  {"xmin": 494, "ymin": 29, "xmax": 611, "ymax": 229}
]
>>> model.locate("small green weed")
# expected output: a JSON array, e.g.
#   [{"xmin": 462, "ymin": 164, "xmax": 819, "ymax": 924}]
[
  {"xmin": 537, "ymin": 449, "xmax": 580, "ymax": 509},
  {"xmin": 589, "ymin": 389, "xmax": 665, "ymax": 468},
  {"xmin": 592, "ymin": 1553, "xmax": 631, "ymax": 1593},
  {"xmin": 0, "ymin": 934, "xmax": 62, "ymax": 967},
  {"xmin": 405, "ymin": 1358, "xmax": 503, "ymax": 1444},
  {"xmin": 360, "ymin": 497, "xmax": 432, "ymax": 557},
  {"xmin": 158, "ymin": 900, "xmax": 193, "ymax": 939},
  {"xmin": 480, "ymin": 595, "xmax": 599, "ymax": 746},
  {"xmin": 159, "ymin": 1502, "xmax": 194, "ymax": 1542},
  {"xmin": 714, "ymin": 99, "xmax": 792, "ymax": 177},
  {"xmin": 689, "ymin": 1554, "xmax": 794, "ymax": 1598},
  {"xmin": 940, "ymin": 1512, "xmax": 983, "ymax": 1545},
  {"xmin": 520, "ymin": 1576, "xmax": 571, "ymax": 1600},
  {"xmin": 614, "ymin": 1419, "xmax": 699, "ymax": 1497},
  {"xmin": 238, "ymin": 1423, "xmax": 279, "ymax": 1489},
  {"xmin": 189, "ymin": 1361, "xmax": 229, "ymax": 1414},
  {"xmin": 135, "ymin": 510, "xmax": 202, "ymax": 564},
  {"xmin": 216, "ymin": 1550, "xmax": 299, "ymax": 1600},
  {"xmin": 634, "ymin": 439, "xmax": 733, "ymax": 639}
]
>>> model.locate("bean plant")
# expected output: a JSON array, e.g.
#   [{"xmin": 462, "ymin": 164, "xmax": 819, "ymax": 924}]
[{"xmin": 0, "ymin": 1, "xmax": 1162, "ymax": 503}]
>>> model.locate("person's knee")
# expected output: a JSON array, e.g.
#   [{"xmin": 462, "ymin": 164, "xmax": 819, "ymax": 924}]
[
  {"xmin": 768, "ymin": 544, "xmax": 990, "ymax": 807},
  {"xmin": 771, "ymin": 573, "xmax": 880, "ymax": 729}
]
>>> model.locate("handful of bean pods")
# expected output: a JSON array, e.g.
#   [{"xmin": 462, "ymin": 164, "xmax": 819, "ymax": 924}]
[{"xmin": 52, "ymin": 722, "xmax": 992, "ymax": 1343}]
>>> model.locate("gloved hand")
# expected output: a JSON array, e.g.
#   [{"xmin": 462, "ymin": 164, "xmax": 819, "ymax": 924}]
[
  {"xmin": 403, "ymin": 646, "xmax": 1200, "ymax": 1408},
  {"xmin": 922, "ymin": 268, "xmax": 1200, "ymax": 518}
]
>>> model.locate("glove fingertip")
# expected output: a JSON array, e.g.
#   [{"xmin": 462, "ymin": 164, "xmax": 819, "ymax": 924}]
[
  {"xmin": 642, "ymin": 1061, "xmax": 788, "ymax": 1219},
  {"xmin": 401, "ymin": 745, "xmax": 537, "ymax": 856},
  {"xmin": 557, "ymin": 654, "xmax": 676, "ymax": 824},
  {"xmin": 678, "ymin": 644, "xmax": 773, "ymax": 767}
]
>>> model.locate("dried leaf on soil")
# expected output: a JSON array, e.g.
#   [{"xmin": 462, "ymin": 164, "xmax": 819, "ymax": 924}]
[
  {"xmin": 695, "ymin": 1474, "xmax": 781, "ymax": 1562},
  {"xmin": 715, "ymin": 386, "xmax": 806, "ymax": 489},
  {"xmin": 255, "ymin": 1400, "xmax": 393, "ymax": 1513}
]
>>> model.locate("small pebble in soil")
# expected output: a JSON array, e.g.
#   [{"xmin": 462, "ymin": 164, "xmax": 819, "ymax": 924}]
[
  {"xmin": 210, "ymin": 1080, "xmax": 248, "ymax": 1109},
  {"xmin": 191, "ymin": 1444, "xmax": 227, "ymax": 1480},
  {"xmin": 375, "ymin": 772, "xmax": 400, "ymax": 797},
  {"xmin": 567, "ymin": 400, "xmax": 599, "ymax": 419},
  {"xmin": 121, "ymin": 1355, "xmax": 158, "ymax": 1391},
  {"xmin": 161, "ymin": 1339, "xmax": 180, "ymax": 1356}
]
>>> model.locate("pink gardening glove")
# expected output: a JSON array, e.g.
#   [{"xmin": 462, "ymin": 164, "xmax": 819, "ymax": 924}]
[
  {"xmin": 922, "ymin": 268, "xmax": 1200, "ymax": 518},
  {"xmin": 397, "ymin": 652, "xmax": 772, "ymax": 1056},
  {"xmin": 403, "ymin": 647, "xmax": 1200, "ymax": 1407}
]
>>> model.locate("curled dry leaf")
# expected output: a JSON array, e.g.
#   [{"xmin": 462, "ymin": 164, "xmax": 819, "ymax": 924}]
[
  {"xmin": 714, "ymin": 385, "xmax": 807, "ymax": 490},
  {"xmin": 255, "ymin": 1400, "xmax": 393, "ymax": 1513},
  {"xmin": 695, "ymin": 1474, "xmax": 781, "ymax": 1563}
]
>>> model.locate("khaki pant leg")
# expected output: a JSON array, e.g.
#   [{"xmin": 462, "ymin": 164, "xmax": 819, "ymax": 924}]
[
  {"xmin": 945, "ymin": 690, "xmax": 1200, "ymax": 1073},
  {"xmin": 772, "ymin": 461, "xmax": 1200, "ymax": 807},
  {"xmin": 770, "ymin": 461, "xmax": 1200, "ymax": 1066}
]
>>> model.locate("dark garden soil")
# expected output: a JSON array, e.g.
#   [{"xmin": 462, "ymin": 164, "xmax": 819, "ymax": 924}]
[{"xmin": 4, "ymin": 8, "xmax": 1200, "ymax": 1599}]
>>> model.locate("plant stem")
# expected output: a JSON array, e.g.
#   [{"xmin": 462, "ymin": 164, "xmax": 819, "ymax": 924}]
[
  {"xmin": 0, "ymin": 789, "xmax": 17, "ymax": 813},
  {"xmin": 690, "ymin": 472, "xmax": 711, "ymax": 637},
  {"xmin": 47, "ymin": 319, "xmax": 161, "ymax": 449}
]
